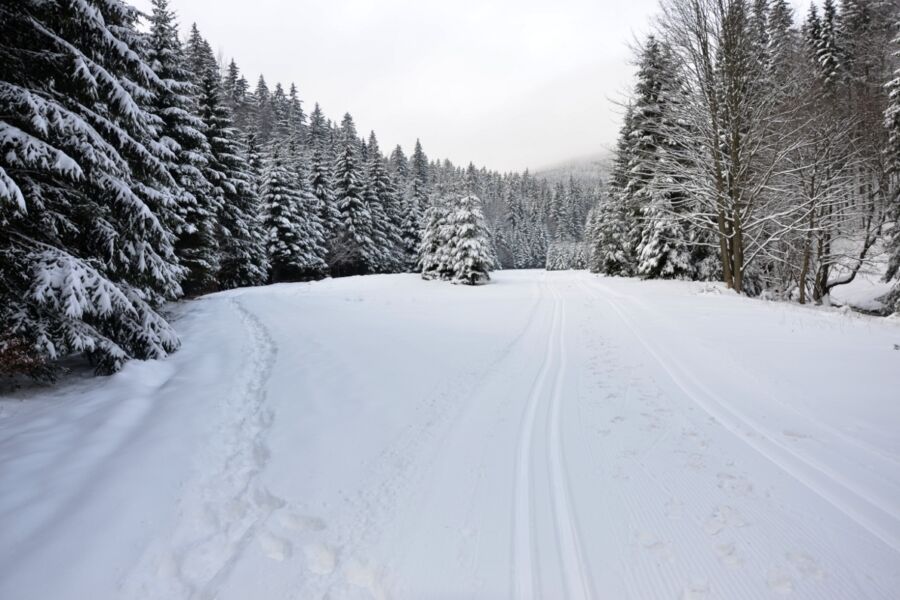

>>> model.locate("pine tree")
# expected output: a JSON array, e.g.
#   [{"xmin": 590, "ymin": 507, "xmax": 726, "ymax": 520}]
[
  {"xmin": 363, "ymin": 132, "xmax": 404, "ymax": 272},
  {"xmin": 147, "ymin": 11, "xmax": 218, "ymax": 296},
  {"xmin": 261, "ymin": 147, "xmax": 325, "ymax": 281},
  {"xmin": 0, "ymin": 0, "xmax": 183, "ymax": 375},
  {"xmin": 631, "ymin": 37, "xmax": 695, "ymax": 279},
  {"xmin": 636, "ymin": 188, "xmax": 693, "ymax": 279},
  {"xmin": 331, "ymin": 114, "xmax": 376, "ymax": 275},
  {"xmin": 253, "ymin": 75, "xmax": 274, "ymax": 145},
  {"xmin": 588, "ymin": 107, "xmax": 636, "ymax": 275},
  {"xmin": 308, "ymin": 103, "xmax": 341, "ymax": 242},
  {"xmin": 389, "ymin": 145, "xmax": 409, "ymax": 181},
  {"xmin": 818, "ymin": 0, "xmax": 843, "ymax": 86},
  {"xmin": 185, "ymin": 25, "xmax": 268, "ymax": 289},
  {"xmin": 767, "ymin": 0, "xmax": 797, "ymax": 86},
  {"xmin": 446, "ymin": 195, "xmax": 493, "ymax": 285},
  {"xmin": 882, "ymin": 22, "xmax": 900, "ymax": 313},
  {"xmin": 401, "ymin": 139, "xmax": 430, "ymax": 268},
  {"xmin": 419, "ymin": 201, "xmax": 452, "ymax": 280}
]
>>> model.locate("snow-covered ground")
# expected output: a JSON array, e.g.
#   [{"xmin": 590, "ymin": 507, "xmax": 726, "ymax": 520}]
[{"xmin": 1, "ymin": 270, "xmax": 899, "ymax": 599}]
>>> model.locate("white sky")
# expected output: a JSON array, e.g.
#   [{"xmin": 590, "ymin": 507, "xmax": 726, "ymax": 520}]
[{"xmin": 133, "ymin": 0, "xmax": 814, "ymax": 173}]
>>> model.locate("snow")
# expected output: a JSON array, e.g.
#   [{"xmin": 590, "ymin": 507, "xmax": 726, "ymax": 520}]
[{"xmin": 1, "ymin": 270, "xmax": 899, "ymax": 599}]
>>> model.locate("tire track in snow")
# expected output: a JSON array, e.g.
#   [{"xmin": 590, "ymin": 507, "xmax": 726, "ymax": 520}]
[{"xmin": 579, "ymin": 275, "xmax": 900, "ymax": 554}]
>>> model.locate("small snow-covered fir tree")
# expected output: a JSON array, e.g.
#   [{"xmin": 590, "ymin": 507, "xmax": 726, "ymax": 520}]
[{"xmin": 446, "ymin": 195, "xmax": 493, "ymax": 285}]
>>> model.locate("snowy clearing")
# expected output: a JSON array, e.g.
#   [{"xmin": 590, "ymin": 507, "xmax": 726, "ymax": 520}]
[{"xmin": 1, "ymin": 270, "xmax": 899, "ymax": 599}]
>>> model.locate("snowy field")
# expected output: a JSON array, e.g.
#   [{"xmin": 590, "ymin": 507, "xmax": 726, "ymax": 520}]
[{"xmin": 1, "ymin": 270, "xmax": 899, "ymax": 599}]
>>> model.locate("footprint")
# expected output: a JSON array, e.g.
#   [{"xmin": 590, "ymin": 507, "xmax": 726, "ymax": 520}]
[
  {"xmin": 787, "ymin": 552, "xmax": 825, "ymax": 580},
  {"xmin": 714, "ymin": 542, "xmax": 743, "ymax": 567},
  {"xmin": 665, "ymin": 498, "xmax": 683, "ymax": 520},
  {"xmin": 681, "ymin": 579, "xmax": 709, "ymax": 599},
  {"xmin": 704, "ymin": 506, "xmax": 748, "ymax": 536},
  {"xmin": 259, "ymin": 530, "xmax": 292, "ymax": 561},
  {"xmin": 717, "ymin": 472, "xmax": 754, "ymax": 496},
  {"xmin": 767, "ymin": 568, "xmax": 794, "ymax": 595},
  {"xmin": 686, "ymin": 453, "xmax": 706, "ymax": 471},
  {"xmin": 345, "ymin": 557, "xmax": 387, "ymax": 600},
  {"xmin": 278, "ymin": 512, "xmax": 327, "ymax": 533},
  {"xmin": 304, "ymin": 542, "xmax": 336, "ymax": 575},
  {"xmin": 637, "ymin": 532, "xmax": 674, "ymax": 562}
]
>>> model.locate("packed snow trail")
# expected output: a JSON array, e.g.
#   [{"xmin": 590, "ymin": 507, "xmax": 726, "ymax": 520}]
[{"xmin": 1, "ymin": 271, "xmax": 899, "ymax": 599}]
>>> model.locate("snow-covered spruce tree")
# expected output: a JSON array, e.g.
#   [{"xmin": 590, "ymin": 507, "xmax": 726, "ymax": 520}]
[
  {"xmin": 363, "ymin": 132, "xmax": 404, "ymax": 272},
  {"xmin": 588, "ymin": 107, "xmax": 637, "ymax": 275},
  {"xmin": 287, "ymin": 140, "xmax": 329, "ymax": 279},
  {"xmin": 633, "ymin": 38, "xmax": 694, "ymax": 280},
  {"xmin": 401, "ymin": 139, "xmax": 430, "ymax": 269},
  {"xmin": 882, "ymin": 22, "xmax": 900, "ymax": 313},
  {"xmin": 252, "ymin": 75, "xmax": 275, "ymax": 147},
  {"xmin": 183, "ymin": 24, "xmax": 267, "ymax": 290},
  {"xmin": 261, "ymin": 146, "xmax": 325, "ymax": 281},
  {"xmin": 389, "ymin": 144, "xmax": 409, "ymax": 181},
  {"xmin": 446, "ymin": 195, "xmax": 493, "ymax": 285},
  {"xmin": 308, "ymin": 103, "xmax": 341, "ymax": 244},
  {"xmin": 331, "ymin": 114, "xmax": 376, "ymax": 275},
  {"xmin": 817, "ymin": 0, "xmax": 844, "ymax": 88},
  {"xmin": 636, "ymin": 189, "xmax": 693, "ymax": 279},
  {"xmin": 418, "ymin": 200, "xmax": 453, "ymax": 280},
  {"xmin": 222, "ymin": 59, "xmax": 252, "ymax": 131},
  {"xmin": 0, "ymin": 0, "xmax": 183, "ymax": 375},
  {"xmin": 146, "ymin": 6, "xmax": 218, "ymax": 296}
]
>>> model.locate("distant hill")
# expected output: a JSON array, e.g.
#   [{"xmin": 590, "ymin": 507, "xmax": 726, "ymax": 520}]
[{"xmin": 533, "ymin": 152, "xmax": 613, "ymax": 189}]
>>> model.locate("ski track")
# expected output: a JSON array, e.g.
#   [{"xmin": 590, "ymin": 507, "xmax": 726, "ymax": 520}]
[
  {"xmin": 578, "ymin": 275, "xmax": 900, "ymax": 554},
  {"xmin": 512, "ymin": 278, "xmax": 592, "ymax": 599},
  {"xmin": 511, "ymin": 276, "xmax": 558, "ymax": 598},
  {"xmin": 301, "ymin": 275, "xmax": 549, "ymax": 599},
  {"xmin": 572, "ymin": 276, "xmax": 878, "ymax": 599},
  {"xmin": 545, "ymin": 283, "xmax": 593, "ymax": 599},
  {"xmin": 6, "ymin": 271, "xmax": 899, "ymax": 599}
]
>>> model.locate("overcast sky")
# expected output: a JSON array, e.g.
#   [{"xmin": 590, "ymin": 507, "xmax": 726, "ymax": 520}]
[{"xmin": 133, "ymin": 0, "xmax": 813, "ymax": 173}]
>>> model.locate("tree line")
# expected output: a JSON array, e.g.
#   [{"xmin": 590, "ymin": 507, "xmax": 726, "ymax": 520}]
[
  {"xmin": 0, "ymin": 0, "xmax": 599, "ymax": 379},
  {"xmin": 586, "ymin": 0, "xmax": 900, "ymax": 309}
]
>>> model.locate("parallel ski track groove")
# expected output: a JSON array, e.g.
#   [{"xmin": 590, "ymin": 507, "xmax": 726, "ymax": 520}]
[
  {"xmin": 545, "ymin": 283, "xmax": 593, "ymax": 599},
  {"xmin": 579, "ymin": 275, "xmax": 900, "ymax": 554}
]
